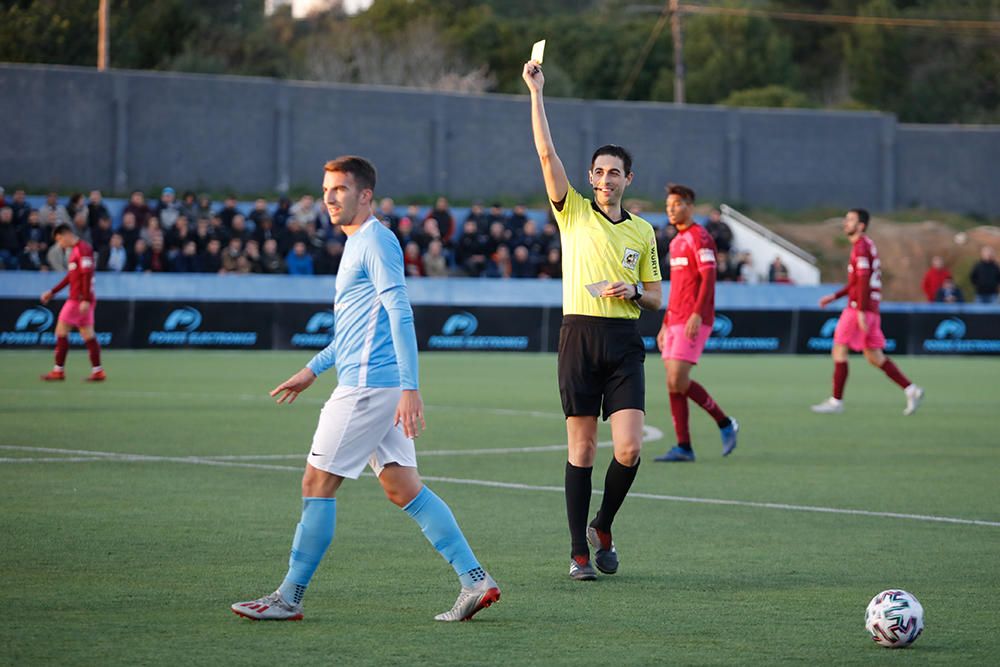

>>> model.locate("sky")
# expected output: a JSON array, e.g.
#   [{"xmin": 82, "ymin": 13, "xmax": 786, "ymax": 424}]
[{"xmin": 291, "ymin": 0, "xmax": 373, "ymax": 17}]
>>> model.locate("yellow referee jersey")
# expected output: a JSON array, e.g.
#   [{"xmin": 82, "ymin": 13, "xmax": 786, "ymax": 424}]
[{"xmin": 552, "ymin": 186, "xmax": 661, "ymax": 319}]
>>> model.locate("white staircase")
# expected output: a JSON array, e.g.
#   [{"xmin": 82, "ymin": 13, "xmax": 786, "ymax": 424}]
[{"xmin": 720, "ymin": 204, "xmax": 821, "ymax": 286}]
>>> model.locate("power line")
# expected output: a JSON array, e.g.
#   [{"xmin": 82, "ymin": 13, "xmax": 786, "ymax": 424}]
[
  {"xmin": 618, "ymin": 0, "xmax": 672, "ymax": 100},
  {"xmin": 680, "ymin": 2, "xmax": 1000, "ymax": 33}
]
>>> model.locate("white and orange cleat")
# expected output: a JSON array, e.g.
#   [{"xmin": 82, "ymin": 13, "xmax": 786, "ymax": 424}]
[
  {"xmin": 231, "ymin": 591, "xmax": 304, "ymax": 621},
  {"xmin": 40, "ymin": 369, "xmax": 65, "ymax": 381},
  {"xmin": 434, "ymin": 575, "xmax": 501, "ymax": 621}
]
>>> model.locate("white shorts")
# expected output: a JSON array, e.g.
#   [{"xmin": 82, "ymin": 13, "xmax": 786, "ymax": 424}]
[{"xmin": 306, "ymin": 385, "xmax": 417, "ymax": 479}]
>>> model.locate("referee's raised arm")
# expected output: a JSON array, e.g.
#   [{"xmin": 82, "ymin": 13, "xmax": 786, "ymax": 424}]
[{"xmin": 523, "ymin": 60, "xmax": 568, "ymax": 204}]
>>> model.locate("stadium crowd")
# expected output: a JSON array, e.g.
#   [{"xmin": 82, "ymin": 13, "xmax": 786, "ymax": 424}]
[{"xmin": 1, "ymin": 186, "xmax": 788, "ymax": 285}]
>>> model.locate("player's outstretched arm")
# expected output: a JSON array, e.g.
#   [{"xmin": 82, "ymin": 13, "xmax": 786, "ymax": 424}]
[
  {"xmin": 270, "ymin": 367, "xmax": 316, "ymax": 404},
  {"xmin": 523, "ymin": 60, "xmax": 569, "ymax": 204}
]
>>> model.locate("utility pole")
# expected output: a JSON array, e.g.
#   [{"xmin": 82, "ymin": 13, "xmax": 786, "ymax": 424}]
[
  {"xmin": 98, "ymin": 0, "xmax": 109, "ymax": 71},
  {"xmin": 671, "ymin": 0, "xmax": 685, "ymax": 104}
]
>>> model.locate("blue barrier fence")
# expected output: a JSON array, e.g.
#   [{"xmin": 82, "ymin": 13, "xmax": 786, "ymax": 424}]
[
  {"xmin": 3, "ymin": 274, "xmax": 997, "ymax": 355},
  {"xmin": 4, "ymin": 272, "xmax": 1000, "ymax": 311}
]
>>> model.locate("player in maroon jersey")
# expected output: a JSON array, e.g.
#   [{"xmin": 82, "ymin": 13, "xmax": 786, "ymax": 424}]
[
  {"xmin": 39, "ymin": 224, "xmax": 106, "ymax": 382},
  {"xmin": 654, "ymin": 184, "xmax": 738, "ymax": 462},
  {"xmin": 811, "ymin": 209, "xmax": 923, "ymax": 415}
]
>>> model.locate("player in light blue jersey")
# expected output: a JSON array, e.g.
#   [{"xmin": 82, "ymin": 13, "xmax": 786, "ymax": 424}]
[{"xmin": 232, "ymin": 156, "xmax": 499, "ymax": 622}]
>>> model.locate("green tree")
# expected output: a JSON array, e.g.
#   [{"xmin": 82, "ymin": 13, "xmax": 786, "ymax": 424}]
[
  {"xmin": 843, "ymin": 0, "xmax": 907, "ymax": 111},
  {"xmin": 722, "ymin": 84, "xmax": 813, "ymax": 108},
  {"xmin": 0, "ymin": 0, "xmax": 97, "ymax": 66},
  {"xmin": 683, "ymin": 11, "xmax": 796, "ymax": 104}
]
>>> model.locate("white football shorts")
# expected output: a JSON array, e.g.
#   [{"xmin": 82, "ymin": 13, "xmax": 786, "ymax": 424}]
[{"xmin": 306, "ymin": 385, "xmax": 417, "ymax": 479}]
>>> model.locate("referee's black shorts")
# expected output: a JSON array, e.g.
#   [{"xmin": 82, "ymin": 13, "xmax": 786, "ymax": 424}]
[{"xmin": 557, "ymin": 314, "xmax": 646, "ymax": 421}]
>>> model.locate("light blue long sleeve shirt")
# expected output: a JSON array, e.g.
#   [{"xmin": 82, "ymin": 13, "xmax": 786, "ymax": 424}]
[{"xmin": 306, "ymin": 218, "xmax": 419, "ymax": 389}]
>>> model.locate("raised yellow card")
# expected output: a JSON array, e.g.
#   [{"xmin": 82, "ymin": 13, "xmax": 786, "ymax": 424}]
[{"xmin": 531, "ymin": 39, "xmax": 545, "ymax": 64}]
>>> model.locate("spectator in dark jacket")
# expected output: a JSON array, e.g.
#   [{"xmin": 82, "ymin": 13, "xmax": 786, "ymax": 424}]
[
  {"xmin": 259, "ymin": 238, "xmax": 286, "ymax": 274},
  {"xmin": 119, "ymin": 211, "xmax": 140, "ymax": 250},
  {"xmin": 127, "ymin": 238, "xmax": 152, "ymax": 272},
  {"xmin": 464, "ymin": 201, "xmax": 489, "ymax": 233},
  {"xmin": 90, "ymin": 215, "xmax": 114, "ymax": 255},
  {"xmin": 425, "ymin": 197, "xmax": 455, "ymax": 240},
  {"xmin": 148, "ymin": 236, "xmax": 169, "ymax": 273},
  {"xmin": 123, "ymin": 190, "xmax": 151, "ymax": 228},
  {"xmin": 179, "ymin": 191, "xmax": 201, "ymax": 221},
  {"xmin": 506, "ymin": 204, "xmax": 529, "ymax": 236},
  {"xmin": 218, "ymin": 195, "xmax": 240, "ymax": 229},
  {"xmin": 0, "ymin": 206, "xmax": 21, "ymax": 269},
  {"xmin": 705, "ymin": 208, "xmax": 733, "ymax": 254},
  {"xmin": 248, "ymin": 198, "xmax": 271, "ymax": 228},
  {"xmin": 934, "ymin": 278, "xmax": 965, "ymax": 303},
  {"xmin": 456, "ymin": 220, "xmax": 489, "ymax": 277},
  {"xmin": 510, "ymin": 245, "xmax": 537, "ymax": 278},
  {"xmin": 538, "ymin": 247, "xmax": 562, "ymax": 279},
  {"xmin": 10, "ymin": 189, "xmax": 32, "ymax": 227},
  {"xmin": 87, "ymin": 190, "xmax": 110, "ymax": 230},
  {"xmin": 19, "ymin": 209, "xmax": 48, "ymax": 249},
  {"xmin": 19, "ymin": 239, "xmax": 49, "ymax": 271},
  {"xmin": 314, "ymin": 240, "xmax": 344, "ymax": 275},
  {"xmin": 201, "ymin": 238, "xmax": 224, "ymax": 273},
  {"xmin": 970, "ymin": 246, "xmax": 1000, "ymax": 304},
  {"xmin": 272, "ymin": 197, "xmax": 292, "ymax": 228}
]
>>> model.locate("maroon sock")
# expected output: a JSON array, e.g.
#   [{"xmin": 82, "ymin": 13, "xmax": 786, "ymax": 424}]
[
  {"xmin": 833, "ymin": 361, "xmax": 848, "ymax": 400},
  {"xmin": 880, "ymin": 358, "xmax": 910, "ymax": 390},
  {"xmin": 55, "ymin": 336, "xmax": 69, "ymax": 367},
  {"xmin": 686, "ymin": 381, "xmax": 726, "ymax": 421},
  {"xmin": 86, "ymin": 338, "xmax": 102, "ymax": 368},
  {"xmin": 669, "ymin": 392, "xmax": 690, "ymax": 444}
]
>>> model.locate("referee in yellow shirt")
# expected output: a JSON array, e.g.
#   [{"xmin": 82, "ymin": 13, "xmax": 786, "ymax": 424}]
[{"xmin": 523, "ymin": 59, "xmax": 662, "ymax": 581}]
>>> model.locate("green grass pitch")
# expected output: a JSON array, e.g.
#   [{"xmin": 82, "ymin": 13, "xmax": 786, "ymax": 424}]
[{"xmin": 2, "ymin": 351, "xmax": 998, "ymax": 665}]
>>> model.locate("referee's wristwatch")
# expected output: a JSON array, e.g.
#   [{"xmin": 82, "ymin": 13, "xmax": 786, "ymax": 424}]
[{"xmin": 630, "ymin": 282, "xmax": 644, "ymax": 301}]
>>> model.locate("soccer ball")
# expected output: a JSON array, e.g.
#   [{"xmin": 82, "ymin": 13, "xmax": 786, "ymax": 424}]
[{"xmin": 864, "ymin": 589, "xmax": 924, "ymax": 648}]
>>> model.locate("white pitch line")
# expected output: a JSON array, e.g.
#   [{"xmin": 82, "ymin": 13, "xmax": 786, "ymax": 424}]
[
  {"xmin": 0, "ymin": 387, "xmax": 563, "ymax": 418},
  {"xmin": 0, "ymin": 457, "xmax": 111, "ymax": 463},
  {"xmin": 3, "ymin": 444, "xmax": 998, "ymax": 528},
  {"xmin": 411, "ymin": 475, "xmax": 1000, "ymax": 528}
]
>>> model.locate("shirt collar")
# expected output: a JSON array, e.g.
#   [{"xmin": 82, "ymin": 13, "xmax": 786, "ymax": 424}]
[{"xmin": 590, "ymin": 200, "xmax": 632, "ymax": 225}]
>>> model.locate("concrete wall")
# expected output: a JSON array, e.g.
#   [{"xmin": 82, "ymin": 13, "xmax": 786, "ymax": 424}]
[{"xmin": 1, "ymin": 63, "xmax": 997, "ymax": 214}]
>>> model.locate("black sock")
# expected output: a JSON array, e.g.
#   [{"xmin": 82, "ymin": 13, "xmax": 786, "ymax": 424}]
[
  {"xmin": 717, "ymin": 417, "xmax": 732, "ymax": 429},
  {"xmin": 594, "ymin": 457, "xmax": 640, "ymax": 533},
  {"xmin": 678, "ymin": 442, "xmax": 692, "ymax": 452},
  {"xmin": 565, "ymin": 462, "xmax": 592, "ymax": 558}
]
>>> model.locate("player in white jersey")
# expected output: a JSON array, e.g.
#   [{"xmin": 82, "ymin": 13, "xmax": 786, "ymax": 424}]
[{"xmin": 232, "ymin": 156, "xmax": 499, "ymax": 622}]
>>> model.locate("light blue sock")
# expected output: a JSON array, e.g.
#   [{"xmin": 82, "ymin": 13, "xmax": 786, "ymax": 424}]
[
  {"xmin": 403, "ymin": 486, "xmax": 484, "ymax": 587},
  {"xmin": 278, "ymin": 497, "xmax": 336, "ymax": 605}
]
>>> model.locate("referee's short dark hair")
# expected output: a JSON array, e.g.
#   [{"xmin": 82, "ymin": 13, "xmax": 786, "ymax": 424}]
[
  {"xmin": 325, "ymin": 155, "xmax": 377, "ymax": 192},
  {"xmin": 591, "ymin": 145, "xmax": 633, "ymax": 175},
  {"xmin": 850, "ymin": 208, "xmax": 870, "ymax": 227},
  {"xmin": 53, "ymin": 223, "xmax": 74, "ymax": 237},
  {"xmin": 667, "ymin": 183, "xmax": 696, "ymax": 203}
]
